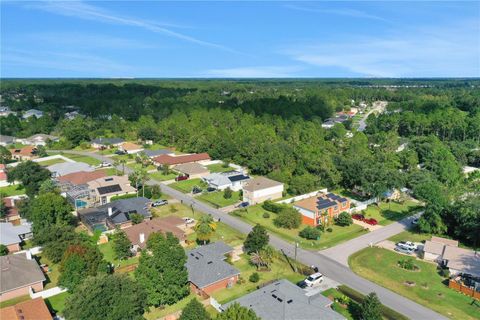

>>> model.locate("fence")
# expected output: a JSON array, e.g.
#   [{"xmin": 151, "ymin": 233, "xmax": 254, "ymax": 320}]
[
  {"xmin": 276, "ymin": 189, "xmax": 328, "ymax": 204},
  {"xmin": 29, "ymin": 286, "xmax": 67, "ymax": 299},
  {"xmin": 449, "ymin": 280, "xmax": 480, "ymax": 300},
  {"xmin": 209, "ymin": 296, "xmax": 222, "ymax": 312}
]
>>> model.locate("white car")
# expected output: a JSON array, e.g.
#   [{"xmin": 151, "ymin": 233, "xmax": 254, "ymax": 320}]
[
  {"xmin": 304, "ymin": 272, "xmax": 324, "ymax": 287},
  {"xmin": 182, "ymin": 217, "xmax": 195, "ymax": 224},
  {"xmin": 396, "ymin": 241, "xmax": 417, "ymax": 251}
]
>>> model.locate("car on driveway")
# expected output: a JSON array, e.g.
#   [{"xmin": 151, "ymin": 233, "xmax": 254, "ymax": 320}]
[
  {"xmin": 114, "ymin": 150, "xmax": 126, "ymax": 155},
  {"xmin": 304, "ymin": 272, "xmax": 324, "ymax": 287},
  {"xmin": 394, "ymin": 246, "xmax": 414, "ymax": 255},
  {"xmin": 296, "ymin": 280, "xmax": 308, "ymax": 289},
  {"xmin": 175, "ymin": 175, "xmax": 189, "ymax": 182},
  {"xmin": 352, "ymin": 214, "xmax": 365, "ymax": 221},
  {"xmin": 182, "ymin": 217, "xmax": 195, "ymax": 224},
  {"xmin": 396, "ymin": 241, "xmax": 417, "ymax": 251},
  {"xmin": 364, "ymin": 218, "xmax": 378, "ymax": 225},
  {"xmin": 236, "ymin": 202, "xmax": 249, "ymax": 208},
  {"xmin": 192, "ymin": 186, "xmax": 202, "ymax": 194},
  {"xmin": 152, "ymin": 200, "xmax": 168, "ymax": 207}
]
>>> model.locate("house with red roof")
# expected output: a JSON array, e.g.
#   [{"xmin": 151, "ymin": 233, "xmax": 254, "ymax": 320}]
[{"xmin": 152, "ymin": 153, "xmax": 211, "ymax": 168}]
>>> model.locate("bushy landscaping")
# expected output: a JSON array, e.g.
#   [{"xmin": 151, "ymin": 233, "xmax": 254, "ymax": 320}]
[
  {"xmin": 349, "ymin": 247, "xmax": 479, "ymax": 320},
  {"xmin": 98, "ymin": 241, "xmax": 139, "ymax": 268},
  {"xmin": 0, "ymin": 184, "xmax": 26, "ymax": 196}
]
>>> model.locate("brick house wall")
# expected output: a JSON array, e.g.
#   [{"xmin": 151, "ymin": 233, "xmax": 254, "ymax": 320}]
[
  {"xmin": 6, "ymin": 243, "xmax": 21, "ymax": 253},
  {"xmin": 0, "ymin": 282, "xmax": 44, "ymax": 302},
  {"xmin": 190, "ymin": 275, "xmax": 239, "ymax": 297}
]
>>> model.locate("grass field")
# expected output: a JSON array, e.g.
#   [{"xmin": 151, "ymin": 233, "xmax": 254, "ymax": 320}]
[
  {"xmin": 206, "ymin": 163, "xmax": 235, "ymax": 173},
  {"xmin": 61, "ymin": 153, "xmax": 101, "ymax": 166},
  {"xmin": 232, "ymin": 204, "xmax": 368, "ymax": 250},
  {"xmin": 45, "ymin": 292, "xmax": 70, "ymax": 315},
  {"xmin": 127, "ymin": 163, "xmax": 156, "ymax": 171},
  {"xmin": 36, "ymin": 255, "xmax": 60, "ymax": 289},
  {"xmin": 149, "ymin": 171, "xmax": 178, "ymax": 181},
  {"xmin": 99, "ymin": 241, "xmax": 140, "ymax": 268},
  {"xmin": 170, "ymin": 178, "xmax": 205, "ymax": 193},
  {"xmin": 36, "ymin": 158, "xmax": 66, "ymax": 166},
  {"xmin": 362, "ymin": 201, "xmax": 422, "ymax": 226},
  {"xmin": 349, "ymin": 247, "xmax": 480, "ymax": 320},
  {"xmin": 197, "ymin": 190, "xmax": 241, "ymax": 208},
  {"xmin": 389, "ymin": 229, "xmax": 432, "ymax": 244},
  {"xmin": 0, "ymin": 184, "xmax": 26, "ymax": 196}
]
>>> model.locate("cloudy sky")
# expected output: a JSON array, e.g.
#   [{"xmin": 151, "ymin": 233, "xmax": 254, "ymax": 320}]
[{"xmin": 2, "ymin": 1, "xmax": 479, "ymax": 78}]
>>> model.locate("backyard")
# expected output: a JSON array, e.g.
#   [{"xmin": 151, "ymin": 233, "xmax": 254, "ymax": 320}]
[
  {"xmin": 35, "ymin": 255, "xmax": 60, "ymax": 289},
  {"xmin": 362, "ymin": 200, "xmax": 422, "ymax": 226},
  {"xmin": 231, "ymin": 204, "xmax": 368, "ymax": 250},
  {"xmin": 98, "ymin": 241, "xmax": 140, "ymax": 268},
  {"xmin": 45, "ymin": 292, "xmax": 70, "ymax": 316},
  {"xmin": 144, "ymin": 294, "xmax": 218, "ymax": 320},
  {"xmin": 197, "ymin": 190, "xmax": 241, "ymax": 208},
  {"xmin": 349, "ymin": 247, "xmax": 480, "ymax": 320},
  {"xmin": 0, "ymin": 184, "xmax": 26, "ymax": 196},
  {"xmin": 170, "ymin": 178, "xmax": 205, "ymax": 193},
  {"xmin": 206, "ymin": 163, "xmax": 235, "ymax": 173}
]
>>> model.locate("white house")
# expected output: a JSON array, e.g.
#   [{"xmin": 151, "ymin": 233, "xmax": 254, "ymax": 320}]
[
  {"xmin": 242, "ymin": 177, "xmax": 284, "ymax": 205},
  {"xmin": 202, "ymin": 171, "xmax": 250, "ymax": 191},
  {"xmin": 22, "ymin": 109, "xmax": 43, "ymax": 119}
]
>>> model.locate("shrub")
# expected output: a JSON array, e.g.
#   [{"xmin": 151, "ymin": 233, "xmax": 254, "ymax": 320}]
[
  {"xmin": 130, "ymin": 213, "xmax": 144, "ymax": 225},
  {"xmin": 262, "ymin": 200, "xmax": 284, "ymax": 213},
  {"xmin": 398, "ymin": 259, "xmax": 416, "ymax": 270},
  {"xmin": 299, "ymin": 226, "xmax": 321, "ymax": 240},
  {"xmin": 249, "ymin": 272, "xmax": 260, "ymax": 283},
  {"xmin": 326, "ymin": 227, "xmax": 333, "ymax": 232},
  {"xmin": 439, "ymin": 267, "xmax": 450, "ymax": 277},
  {"xmin": 262, "ymin": 212, "xmax": 270, "ymax": 218},
  {"xmin": 335, "ymin": 211, "xmax": 353, "ymax": 226},
  {"xmin": 223, "ymin": 187, "xmax": 232, "ymax": 199},
  {"xmin": 316, "ymin": 224, "xmax": 325, "ymax": 232},
  {"xmin": 237, "ymin": 275, "xmax": 245, "ymax": 284},
  {"xmin": 273, "ymin": 207, "xmax": 301, "ymax": 229}
]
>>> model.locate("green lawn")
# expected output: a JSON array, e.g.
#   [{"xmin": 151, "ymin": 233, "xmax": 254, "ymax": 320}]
[
  {"xmin": 144, "ymin": 293, "xmax": 197, "ymax": 320},
  {"xmin": 362, "ymin": 201, "xmax": 422, "ymax": 226},
  {"xmin": 111, "ymin": 154, "xmax": 135, "ymax": 162},
  {"xmin": 349, "ymin": 247, "xmax": 479, "ymax": 320},
  {"xmin": 389, "ymin": 230, "xmax": 432, "ymax": 244},
  {"xmin": 61, "ymin": 153, "xmax": 101, "ymax": 166},
  {"xmin": 149, "ymin": 171, "xmax": 178, "ymax": 181},
  {"xmin": 170, "ymin": 178, "xmax": 205, "ymax": 193},
  {"xmin": 0, "ymin": 184, "xmax": 26, "ymax": 196},
  {"xmin": 36, "ymin": 255, "xmax": 60, "ymax": 289},
  {"xmin": 206, "ymin": 163, "xmax": 235, "ymax": 173},
  {"xmin": 197, "ymin": 190, "xmax": 241, "ymax": 208},
  {"xmin": 321, "ymin": 288, "xmax": 356, "ymax": 320},
  {"xmin": 231, "ymin": 204, "xmax": 368, "ymax": 250},
  {"xmin": 45, "ymin": 292, "xmax": 70, "ymax": 315},
  {"xmin": 126, "ymin": 163, "xmax": 156, "ymax": 171},
  {"xmin": 98, "ymin": 241, "xmax": 139, "ymax": 268},
  {"xmin": 0, "ymin": 295, "xmax": 31, "ymax": 308},
  {"xmin": 104, "ymin": 167, "xmax": 119, "ymax": 176},
  {"xmin": 36, "ymin": 158, "xmax": 66, "ymax": 166}
]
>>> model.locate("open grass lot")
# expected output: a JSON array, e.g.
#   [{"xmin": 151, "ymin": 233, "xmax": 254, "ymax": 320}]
[
  {"xmin": 206, "ymin": 163, "xmax": 235, "ymax": 173},
  {"xmin": 0, "ymin": 295, "xmax": 31, "ymax": 308},
  {"xmin": 61, "ymin": 153, "xmax": 102, "ymax": 166},
  {"xmin": 149, "ymin": 171, "xmax": 178, "ymax": 181},
  {"xmin": 362, "ymin": 201, "xmax": 422, "ymax": 226},
  {"xmin": 111, "ymin": 154, "xmax": 135, "ymax": 162},
  {"xmin": 99, "ymin": 241, "xmax": 139, "ymax": 268},
  {"xmin": 36, "ymin": 158, "xmax": 66, "ymax": 166},
  {"xmin": 36, "ymin": 255, "xmax": 60, "ymax": 289},
  {"xmin": 211, "ymin": 253, "xmax": 304, "ymax": 304},
  {"xmin": 0, "ymin": 184, "xmax": 26, "ymax": 196},
  {"xmin": 197, "ymin": 190, "xmax": 241, "ymax": 208},
  {"xmin": 349, "ymin": 247, "xmax": 479, "ymax": 320},
  {"xmin": 170, "ymin": 178, "xmax": 204, "ymax": 193},
  {"xmin": 232, "ymin": 204, "xmax": 368, "ymax": 250},
  {"xmin": 45, "ymin": 292, "xmax": 70, "ymax": 315},
  {"xmin": 126, "ymin": 162, "xmax": 157, "ymax": 171}
]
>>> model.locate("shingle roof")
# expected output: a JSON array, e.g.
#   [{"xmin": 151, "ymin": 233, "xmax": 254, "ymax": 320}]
[
  {"xmin": 57, "ymin": 170, "xmax": 107, "ymax": 185},
  {"xmin": 153, "ymin": 153, "xmax": 211, "ymax": 165},
  {"xmin": 222, "ymin": 279, "xmax": 345, "ymax": 320},
  {"xmin": 0, "ymin": 298, "xmax": 52, "ymax": 320},
  {"xmin": 243, "ymin": 177, "xmax": 283, "ymax": 192},
  {"xmin": 48, "ymin": 162, "xmax": 95, "ymax": 177},
  {"xmin": 120, "ymin": 142, "xmax": 143, "ymax": 151},
  {"xmin": 0, "ymin": 135, "xmax": 15, "ymax": 144},
  {"xmin": 143, "ymin": 149, "xmax": 174, "ymax": 157},
  {"xmin": 186, "ymin": 242, "xmax": 239, "ymax": 289},
  {"xmin": 423, "ymin": 240, "xmax": 445, "ymax": 255},
  {"xmin": 173, "ymin": 163, "xmax": 209, "ymax": 176},
  {"xmin": 443, "ymin": 246, "xmax": 480, "ymax": 277},
  {"xmin": 124, "ymin": 217, "xmax": 185, "ymax": 249},
  {"xmin": 0, "ymin": 222, "xmax": 31, "ymax": 246},
  {"xmin": 0, "ymin": 254, "xmax": 46, "ymax": 294}
]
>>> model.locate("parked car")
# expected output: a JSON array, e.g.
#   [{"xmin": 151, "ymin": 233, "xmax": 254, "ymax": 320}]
[
  {"xmin": 364, "ymin": 218, "xmax": 378, "ymax": 225},
  {"xmin": 304, "ymin": 272, "xmax": 324, "ymax": 287},
  {"xmin": 206, "ymin": 187, "xmax": 216, "ymax": 192},
  {"xmin": 100, "ymin": 161, "xmax": 112, "ymax": 167},
  {"xmin": 192, "ymin": 186, "xmax": 202, "ymax": 194},
  {"xmin": 412, "ymin": 218, "xmax": 419, "ymax": 225},
  {"xmin": 394, "ymin": 246, "xmax": 414, "ymax": 255},
  {"xmin": 352, "ymin": 214, "xmax": 365, "ymax": 221},
  {"xmin": 152, "ymin": 200, "xmax": 168, "ymax": 207},
  {"xmin": 236, "ymin": 202, "xmax": 250, "ymax": 208},
  {"xmin": 396, "ymin": 241, "xmax": 417, "ymax": 251},
  {"xmin": 182, "ymin": 217, "xmax": 195, "ymax": 224},
  {"xmin": 296, "ymin": 280, "xmax": 308, "ymax": 289},
  {"xmin": 114, "ymin": 150, "xmax": 126, "ymax": 155},
  {"xmin": 175, "ymin": 175, "xmax": 189, "ymax": 182}
]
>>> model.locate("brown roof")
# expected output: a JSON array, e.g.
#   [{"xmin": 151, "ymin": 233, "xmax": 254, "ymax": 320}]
[
  {"xmin": 3, "ymin": 197, "xmax": 19, "ymax": 219},
  {"xmin": 293, "ymin": 196, "xmax": 320, "ymax": 212},
  {"xmin": 152, "ymin": 153, "xmax": 210, "ymax": 165},
  {"xmin": 10, "ymin": 146, "xmax": 36, "ymax": 157},
  {"xmin": 123, "ymin": 217, "xmax": 186, "ymax": 249},
  {"xmin": 0, "ymin": 298, "xmax": 52, "ymax": 320},
  {"xmin": 243, "ymin": 177, "xmax": 283, "ymax": 192},
  {"xmin": 423, "ymin": 240, "xmax": 445, "ymax": 255},
  {"xmin": 431, "ymin": 236, "xmax": 459, "ymax": 247},
  {"xmin": 57, "ymin": 170, "xmax": 107, "ymax": 185},
  {"xmin": 121, "ymin": 142, "xmax": 142, "ymax": 151},
  {"xmin": 173, "ymin": 163, "xmax": 209, "ymax": 175}
]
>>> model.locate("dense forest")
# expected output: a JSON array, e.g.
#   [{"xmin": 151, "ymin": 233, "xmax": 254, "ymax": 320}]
[{"xmin": 1, "ymin": 79, "xmax": 479, "ymax": 246}]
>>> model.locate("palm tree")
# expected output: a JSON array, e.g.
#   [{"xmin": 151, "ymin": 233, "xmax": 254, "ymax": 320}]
[
  {"xmin": 119, "ymin": 159, "xmax": 127, "ymax": 175},
  {"xmin": 250, "ymin": 251, "xmax": 268, "ymax": 270},
  {"xmin": 132, "ymin": 168, "xmax": 148, "ymax": 197},
  {"xmin": 194, "ymin": 215, "xmax": 217, "ymax": 245}
]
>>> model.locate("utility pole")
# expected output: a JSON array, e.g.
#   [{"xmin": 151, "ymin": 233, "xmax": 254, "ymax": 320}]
[{"xmin": 294, "ymin": 242, "xmax": 298, "ymax": 272}]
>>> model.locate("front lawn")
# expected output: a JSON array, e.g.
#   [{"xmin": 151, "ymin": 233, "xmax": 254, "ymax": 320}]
[
  {"xmin": 388, "ymin": 229, "xmax": 432, "ymax": 244},
  {"xmin": 0, "ymin": 184, "xmax": 26, "ymax": 196},
  {"xmin": 349, "ymin": 247, "xmax": 479, "ymax": 320},
  {"xmin": 206, "ymin": 163, "xmax": 235, "ymax": 173},
  {"xmin": 321, "ymin": 288, "xmax": 356, "ymax": 320},
  {"xmin": 149, "ymin": 171, "xmax": 178, "ymax": 181},
  {"xmin": 170, "ymin": 178, "xmax": 205, "ymax": 193},
  {"xmin": 126, "ymin": 163, "xmax": 157, "ymax": 171},
  {"xmin": 362, "ymin": 201, "xmax": 422, "ymax": 226},
  {"xmin": 98, "ymin": 241, "xmax": 139, "ymax": 268},
  {"xmin": 36, "ymin": 158, "xmax": 66, "ymax": 166},
  {"xmin": 231, "ymin": 204, "xmax": 368, "ymax": 250},
  {"xmin": 45, "ymin": 292, "xmax": 70, "ymax": 315},
  {"xmin": 61, "ymin": 153, "xmax": 101, "ymax": 166},
  {"xmin": 197, "ymin": 190, "xmax": 241, "ymax": 208}
]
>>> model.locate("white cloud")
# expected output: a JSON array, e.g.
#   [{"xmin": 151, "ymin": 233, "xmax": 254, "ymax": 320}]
[
  {"xmin": 205, "ymin": 66, "xmax": 303, "ymax": 78},
  {"xmin": 284, "ymin": 4, "xmax": 388, "ymax": 22}
]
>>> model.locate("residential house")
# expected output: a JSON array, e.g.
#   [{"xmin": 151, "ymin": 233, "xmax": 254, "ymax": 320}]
[
  {"xmin": 0, "ymin": 253, "xmax": 46, "ymax": 302},
  {"xmin": 78, "ymin": 197, "xmax": 152, "ymax": 232},
  {"xmin": 0, "ymin": 297, "xmax": 52, "ymax": 320},
  {"xmin": 57, "ymin": 170, "xmax": 108, "ymax": 208},
  {"xmin": 463, "ymin": 166, "xmax": 479, "ymax": 177},
  {"xmin": 293, "ymin": 193, "xmax": 350, "ymax": 226},
  {"xmin": 202, "ymin": 171, "xmax": 250, "ymax": 191},
  {"xmin": 22, "ymin": 109, "xmax": 43, "ymax": 119},
  {"xmin": 2, "ymin": 196, "xmax": 24, "ymax": 223},
  {"xmin": 173, "ymin": 163, "xmax": 210, "ymax": 180},
  {"xmin": 0, "ymin": 135, "xmax": 15, "ymax": 147},
  {"xmin": 142, "ymin": 149, "xmax": 174, "ymax": 158},
  {"xmin": 19, "ymin": 134, "xmax": 59, "ymax": 147},
  {"xmin": 47, "ymin": 161, "xmax": 95, "ymax": 177},
  {"xmin": 10, "ymin": 146, "xmax": 38, "ymax": 161},
  {"xmin": 0, "ymin": 106, "xmax": 14, "ymax": 117},
  {"xmin": 87, "ymin": 175, "xmax": 136, "ymax": 205},
  {"xmin": 118, "ymin": 142, "xmax": 144, "ymax": 154},
  {"xmin": 186, "ymin": 242, "xmax": 240, "ymax": 297},
  {"xmin": 124, "ymin": 216, "xmax": 186, "ymax": 253},
  {"xmin": 152, "ymin": 153, "xmax": 211, "ymax": 168},
  {"xmin": 222, "ymin": 279, "xmax": 345, "ymax": 320},
  {"xmin": 65, "ymin": 110, "xmax": 82, "ymax": 120},
  {"xmin": 242, "ymin": 177, "xmax": 284, "ymax": 205},
  {"xmin": 423, "ymin": 236, "xmax": 459, "ymax": 262},
  {"xmin": 57, "ymin": 170, "xmax": 108, "ymax": 190},
  {"xmin": 0, "ymin": 164, "xmax": 8, "ymax": 187},
  {"xmin": 0, "ymin": 222, "xmax": 32, "ymax": 253},
  {"xmin": 90, "ymin": 138, "xmax": 125, "ymax": 149}
]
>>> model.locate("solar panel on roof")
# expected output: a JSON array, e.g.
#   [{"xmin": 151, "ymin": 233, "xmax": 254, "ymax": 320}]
[{"xmin": 97, "ymin": 184, "xmax": 122, "ymax": 195}]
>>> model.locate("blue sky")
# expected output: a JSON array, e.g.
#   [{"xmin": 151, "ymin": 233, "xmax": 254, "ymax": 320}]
[{"xmin": 2, "ymin": 1, "xmax": 479, "ymax": 78}]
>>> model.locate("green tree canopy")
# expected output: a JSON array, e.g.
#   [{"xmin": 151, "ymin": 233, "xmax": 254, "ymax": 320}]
[
  {"xmin": 360, "ymin": 292, "xmax": 382, "ymax": 320},
  {"xmin": 216, "ymin": 303, "xmax": 260, "ymax": 320},
  {"xmin": 244, "ymin": 224, "xmax": 269, "ymax": 254},
  {"xmin": 6, "ymin": 161, "xmax": 51, "ymax": 197},
  {"xmin": 112, "ymin": 230, "xmax": 132, "ymax": 260},
  {"xmin": 179, "ymin": 298, "xmax": 211, "ymax": 320}
]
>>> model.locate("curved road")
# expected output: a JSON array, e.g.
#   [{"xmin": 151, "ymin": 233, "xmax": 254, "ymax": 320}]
[{"xmin": 54, "ymin": 150, "xmax": 446, "ymax": 320}]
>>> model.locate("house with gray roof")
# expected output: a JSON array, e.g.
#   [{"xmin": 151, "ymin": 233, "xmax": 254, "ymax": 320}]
[
  {"xmin": 222, "ymin": 279, "xmax": 345, "ymax": 320},
  {"xmin": 0, "ymin": 222, "xmax": 32, "ymax": 253},
  {"xmin": 0, "ymin": 253, "xmax": 46, "ymax": 302},
  {"xmin": 143, "ymin": 149, "xmax": 174, "ymax": 158},
  {"xmin": 186, "ymin": 242, "xmax": 240, "ymax": 296},
  {"xmin": 0, "ymin": 135, "xmax": 16, "ymax": 147},
  {"xmin": 202, "ymin": 171, "xmax": 250, "ymax": 191},
  {"xmin": 19, "ymin": 134, "xmax": 59, "ymax": 146},
  {"xmin": 90, "ymin": 138, "xmax": 124, "ymax": 149},
  {"xmin": 47, "ymin": 161, "xmax": 95, "ymax": 177},
  {"xmin": 22, "ymin": 109, "xmax": 44, "ymax": 119}
]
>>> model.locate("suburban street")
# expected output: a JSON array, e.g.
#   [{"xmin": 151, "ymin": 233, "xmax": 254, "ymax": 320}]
[
  {"xmin": 357, "ymin": 101, "xmax": 388, "ymax": 131},
  {"xmin": 55, "ymin": 150, "xmax": 447, "ymax": 320}
]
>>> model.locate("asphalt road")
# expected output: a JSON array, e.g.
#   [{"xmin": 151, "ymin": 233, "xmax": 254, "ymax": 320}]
[{"xmin": 55, "ymin": 150, "xmax": 447, "ymax": 320}]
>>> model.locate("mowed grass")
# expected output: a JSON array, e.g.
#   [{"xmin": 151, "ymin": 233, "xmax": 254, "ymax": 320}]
[
  {"xmin": 197, "ymin": 190, "xmax": 241, "ymax": 208},
  {"xmin": 144, "ymin": 293, "xmax": 197, "ymax": 320},
  {"xmin": 362, "ymin": 201, "xmax": 422, "ymax": 226},
  {"xmin": 149, "ymin": 171, "xmax": 178, "ymax": 181},
  {"xmin": 126, "ymin": 163, "xmax": 157, "ymax": 171},
  {"xmin": 232, "ymin": 204, "xmax": 368, "ymax": 250},
  {"xmin": 0, "ymin": 295, "xmax": 31, "ymax": 308},
  {"xmin": 349, "ymin": 247, "xmax": 479, "ymax": 320},
  {"xmin": 170, "ymin": 178, "xmax": 204, "ymax": 193},
  {"xmin": 206, "ymin": 163, "xmax": 235, "ymax": 173},
  {"xmin": 389, "ymin": 229, "xmax": 432, "ymax": 244},
  {"xmin": 45, "ymin": 292, "xmax": 70, "ymax": 315},
  {"xmin": 36, "ymin": 158, "xmax": 66, "ymax": 166},
  {"xmin": 98, "ymin": 241, "xmax": 139, "ymax": 268},
  {"xmin": 61, "ymin": 153, "xmax": 101, "ymax": 165},
  {"xmin": 36, "ymin": 255, "xmax": 60, "ymax": 289},
  {"xmin": 0, "ymin": 184, "xmax": 26, "ymax": 196}
]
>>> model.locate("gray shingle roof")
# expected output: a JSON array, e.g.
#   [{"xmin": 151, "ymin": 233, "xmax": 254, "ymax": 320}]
[
  {"xmin": 186, "ymin": 242, "xmax": 239, "ymax": 288},
  {"xmin": 0, "ymin": 135, "xmax": 15, "ymax": 144},
  {"xmin": 48, "ymin": 162, "xmax": 95, "ymax": 177},
  {"xmin": 0, "ymin": 254, "xmax": 46, "ymax": 293},
  {"xmin": 143, "ymin": 149, "xmax": 173, "ymax": 157},
  {"xmin": 222, "ymin": 279, "xmax": 345, "ymax": 320},
  {"xmin": 0, "ymin": 223, "xmax": 31, "ymax": 246}
]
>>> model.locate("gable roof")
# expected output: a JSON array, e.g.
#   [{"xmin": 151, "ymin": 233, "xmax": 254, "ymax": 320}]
[
  {"xmin": 124, "ymin": 217, "xmax": 185, "ymax": 249},
  {"xmin": 87, "ymin": 175, "xmax": 135, "ymax": 196},
  {"xmin": 294, "ymin": 193, "xmax": 348, "ymax": 212},
  {"xmin": 186, "ymin": 242, "xmax": 239, "ymax": 288},
  {"xmin": 0, "ymin": 222, "xmax": 31, "ymax": 246},
  {"xmin": 143, "ymin": 149, "xmax": 174, "ymax": 157},
  {"xmin": 423, "ymin": 240, "xmax": 446, "ymax": 255},
  {"xmin": 90, "ymin": 137, "xmax": 124, "ymax": 145},
  {"xmin": 152, "ymin": 153, "xmax": 211, "ymax": 165},
  {"xmin": 0, "ymin": 298, "xmax": 52, "ymax": 320},
  {"xmin": 243, "ymin": 177, "xmax": 283, "ymax": 192},
  {"xmin": 0, "ymin": 254, "xmax": 46, "ymax": 294},
  {"xmin": 222, "ymin": 279, "xmax": 345, "ymax": 320},
  {"xmin": 57, "ymin": 170, "xmax": 108, "ymax": 185},
  {"xmin": 443, "ymin": 246, "xmax": 480, "ymax": 277},
  {"xmin": 120, "ymin": 142, "xmax": 143, "ymax": 151},
  {"xmin": 431, "ymin": 236, "xmax": 459, "ymax": 247},
  {"xmin": 2, "ymin": 198, "xmax": 19, "ymax": 219},
  {"xmin": 48, "ymin": 162, "xmax": 95, "ymax": 177},
  {"xmin": 26, "ymin": 134, "xmax": 59, "ymax": 142},
  {"xmin": 173, "ymin": 163, "xmax": 209, "ymax": 176}
]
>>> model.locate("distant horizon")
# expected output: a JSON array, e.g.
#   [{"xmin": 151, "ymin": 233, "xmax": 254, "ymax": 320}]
[{"xmin": 2, "ymin": 77, "xmax": 480, "ymax": 80}]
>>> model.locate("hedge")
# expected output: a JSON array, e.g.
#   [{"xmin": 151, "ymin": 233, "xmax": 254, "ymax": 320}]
[{"xmin": 337, "ymin": 285, "xmax": 409, "ymax": 320}]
